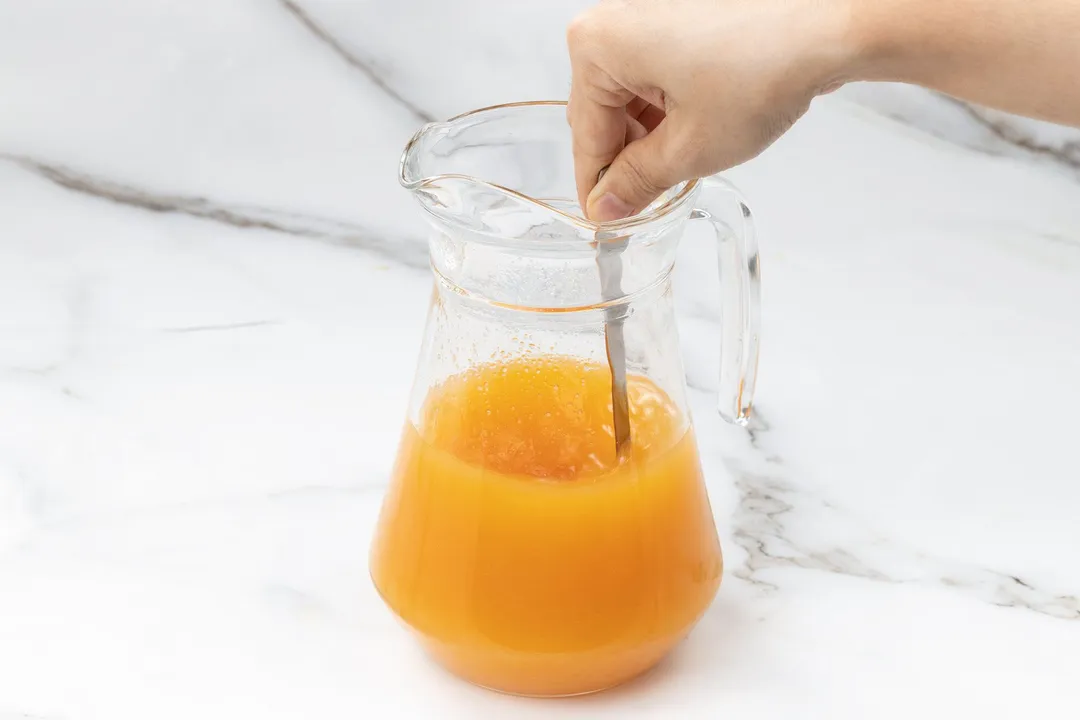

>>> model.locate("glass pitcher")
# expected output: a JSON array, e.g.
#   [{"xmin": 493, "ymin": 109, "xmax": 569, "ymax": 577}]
[{"xmin": 370, "ymin": 101, "xmax": 760, "ymax": 697}]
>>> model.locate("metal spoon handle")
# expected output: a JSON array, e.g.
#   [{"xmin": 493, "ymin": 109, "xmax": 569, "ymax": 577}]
[{"xmin": 596, "ymin": 236, "xmax": 631, "ymax": 461}]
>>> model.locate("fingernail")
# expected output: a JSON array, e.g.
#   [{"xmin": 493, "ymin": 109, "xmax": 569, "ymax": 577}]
[{"xmin": 589, "ymin": 193, "xmax": 634, "ymax": 222}]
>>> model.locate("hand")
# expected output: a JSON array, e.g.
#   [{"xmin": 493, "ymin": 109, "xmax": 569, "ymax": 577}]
[
  {"xmin": 566, "ymin": 0, "xmax": 857, "ymax": 221},
  {"xmin": 567, "ymin": 0, "xmax": 1080, "ymax": 223}
]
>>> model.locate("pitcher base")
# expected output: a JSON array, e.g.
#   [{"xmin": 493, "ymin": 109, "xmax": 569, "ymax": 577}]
[{"xmin": 418, "ymin": 632, "xmax": 686, "ymax": 698}]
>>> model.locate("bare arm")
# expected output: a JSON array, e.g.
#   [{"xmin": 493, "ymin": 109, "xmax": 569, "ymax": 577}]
[
  {"xmin": 860, "ymin": 0, "xmax": 1080, "ymax": 127},
  {"xmin": 567, "ymin": 0, "xmax": 1080, "ymax": 221}
]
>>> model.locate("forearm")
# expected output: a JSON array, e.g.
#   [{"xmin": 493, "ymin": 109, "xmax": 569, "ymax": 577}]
[{"xmin": 849, "ymin": 0, "xmax": 1080, "ymax": 127}]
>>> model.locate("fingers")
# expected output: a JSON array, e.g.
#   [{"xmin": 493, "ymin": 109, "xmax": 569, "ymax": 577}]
[
  {"xmin": 566, "ymin": 14, "xmax": 638, "ymax": 212},
  {"xmin": 567, "ymin": 70, "xmax": 634, "ymax": 212},
  {"xmin": 567, "ymin": 89, "xmax": 667, "ymax": 213},
  {"xmin": 570, "ymin": 85, "xmax": 683, "ymax": 222},
  {"xmin": 563, "ymin": 0, "xmax": 832, "ymax": 222},
  {"xmin": 625, "ymin": 114, "xmax": 648, "ymax": 144},
  {"xmin": 628, "ymin": 97, "xmax": 666, "ymax": 132},
  {"xmin": 569, "ymin": 97, "xmax": 626, "ymax": 213},
  {"xmin": 586, "ymin": 118, "xmax": 686, "ymax": 222},
  {"xmin": 567, "ymin": 9, "xmax": 677, "ymax": 222}
]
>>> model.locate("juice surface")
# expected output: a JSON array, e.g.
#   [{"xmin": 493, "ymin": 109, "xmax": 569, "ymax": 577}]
[{"xmin": 370, "ymin": 356, "xmax": 723, "ymax": 696}]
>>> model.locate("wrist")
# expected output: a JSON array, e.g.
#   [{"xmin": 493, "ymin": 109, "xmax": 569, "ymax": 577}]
[
  {"xmin": 800, "ymin": 0, "xmax": 895, "ymax": 94},
  {"xmin": 844, "ymin": 0, "xmax": 950, "ymax": 86}
]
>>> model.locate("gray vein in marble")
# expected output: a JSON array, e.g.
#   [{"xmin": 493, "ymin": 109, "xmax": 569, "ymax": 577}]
[
  {"xmin": 279, "ymin": 0, "xmax": 435, "ymax": 124},
  {"xmin": 728, "ymin": 412, "xmax": 1079, "ymax": 620},
  {"xmin": 731, "ymin": 462, "xmax": 1080, "ymax": 619},
  {"xmin": 9, "ymin": 466, "xmax": 48, "ymax": 520},
  {"xmin": 855, "ymin": 90, "xmax": 1080, "ymax": 178},
  {"xmin": 1040, "ymin": 231, "xmax": 1080, "ymax": 249},
  {"xmin": 1, "ymin": 364, "xmax": 58, "ymax": 378},
  {"xmin": 0, "ymin": 483, "xmax": 385, "ymax": 562},
  {"xmin": 0, "ymin": 153, "xmax": 429, "ymax": 270},
  {"xmin": 1, "ymin": 277, "xmax": 93, "ymax": 380},
  {"xmin": 744, "ymin": 411, "xmax": 783, "ymax": 465},
  {"xmin": 264, "ymin": 582, "xmax": 335, "ymax": 619},
  {"xmin": 941, "ymin": 96, "xmax": 1080, "ymax": 172},
  {"xmin": 0, "ymin": 365, "xmax": 84, "ymax": 406},
  {"xmin": 160, "ymin": 320, "xmax": 282, "ymax": 334},
  {"xmin": 730, "ymin": 466, "xmax": 891, "ymax": 593}
]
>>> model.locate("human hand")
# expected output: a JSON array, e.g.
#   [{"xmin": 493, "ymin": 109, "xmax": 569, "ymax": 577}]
[{"xmin": 566, "ymin": 0, "xmax": 856, "ymax": 221}]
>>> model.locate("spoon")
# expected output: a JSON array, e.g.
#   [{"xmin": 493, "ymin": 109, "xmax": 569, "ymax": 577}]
[{"xmin": 593, "ymin": 165, "xmax": 632, "ymax": 461}]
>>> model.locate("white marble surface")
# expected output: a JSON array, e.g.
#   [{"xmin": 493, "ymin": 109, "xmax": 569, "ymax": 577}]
[{"xmin": 2, "ymin": 1, "xmax": 1079, "ymax": 718}]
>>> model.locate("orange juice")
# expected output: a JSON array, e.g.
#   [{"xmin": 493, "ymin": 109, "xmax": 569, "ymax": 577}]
[{"xmin": 370, "ymin": 356, "xmax": 723, "ymax": 696}]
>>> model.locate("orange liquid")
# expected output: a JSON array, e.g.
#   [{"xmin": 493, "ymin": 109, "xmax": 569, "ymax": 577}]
[{"xmin": 370, "ymin": 356, "xmax": 723, "ymax": 696}]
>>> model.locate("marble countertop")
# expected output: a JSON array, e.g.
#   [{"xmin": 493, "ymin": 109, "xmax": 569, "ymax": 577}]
[{"xmin": 2, "ymin": 1, "xmax": 1079, "ymax": 718}]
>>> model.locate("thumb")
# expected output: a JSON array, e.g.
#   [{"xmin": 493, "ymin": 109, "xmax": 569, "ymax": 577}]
[{"xmin": 585, "ymin": 120, "xmax": 681, "ymax": 222}]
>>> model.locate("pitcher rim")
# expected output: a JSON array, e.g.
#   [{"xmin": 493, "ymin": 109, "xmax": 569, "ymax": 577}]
[{"xmin": 398, "ymin": 100, "xmax": 700, "ymax": 234}]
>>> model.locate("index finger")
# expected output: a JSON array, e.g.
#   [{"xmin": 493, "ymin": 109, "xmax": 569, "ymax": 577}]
[{"xmin": 567, "ymin": 64, "xmax": 633, "ymax": 214}]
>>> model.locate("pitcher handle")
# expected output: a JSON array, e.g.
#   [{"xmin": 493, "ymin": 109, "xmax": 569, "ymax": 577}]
[{"xmin": 690, "ymin": 176, "xmax": 761, "ymax": 426}]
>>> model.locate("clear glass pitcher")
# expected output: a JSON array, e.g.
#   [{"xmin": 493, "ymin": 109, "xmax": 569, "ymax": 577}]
[{"xmin": 370, "ymin": 101, "xmax": 760, "ymax": 697}]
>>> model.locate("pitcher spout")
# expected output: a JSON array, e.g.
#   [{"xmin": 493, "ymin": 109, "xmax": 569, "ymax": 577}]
[
  {"xmin": 398, "ymin": 119, "xmax": 450, "ymax": 191},
  {"xmin": 397, "ymin": 101, "xmax": 698, "ymax": 245}
]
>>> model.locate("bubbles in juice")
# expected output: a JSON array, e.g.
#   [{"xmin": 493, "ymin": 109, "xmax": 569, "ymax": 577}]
[{"xmin": 370, "ymin": 356, "xmax": 722, "ymax": 697}]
